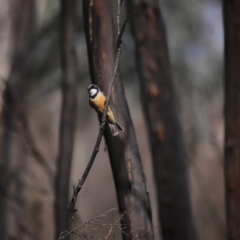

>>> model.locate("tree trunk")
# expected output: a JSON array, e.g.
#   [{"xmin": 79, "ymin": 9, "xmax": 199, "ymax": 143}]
[
  {"xmin": 0, "ymin": 1, "xmax": 36, "ymax": 239},
  {"xmin": 54, "ymin": 0, "xmax": 77, "ymax": 237},
  {"xmin": 127, "ymin": 1, "xmax": 196, "ymax": 240},
  {"xmin": 83, "ymin": 1, "xmax": 154, "ymax": 239},
  {"xmin": 224, "ymin": 1, "xmax": 240, "ymax": 240}
]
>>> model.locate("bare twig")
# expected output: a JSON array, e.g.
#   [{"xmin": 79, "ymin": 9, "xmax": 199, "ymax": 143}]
[
  {"xmin": 103, "ymin": 225, "xmax": 114, "ymax": 240},
  {"xmin": 117, "ymin": 13, "xmax": 128, "ymax": 49},
  {"xmin": 117, "ymin": 0, "xmax": 121, "ymax": 35},
  {"xmin": 64, "ymin": 46, "xmax": 121, "ymax": 238},
  {"xmin": 59, "ymin": 208, "xmax": 159, "ymax": 240},
  {"xmin": 134, "ymin": 225, "xmax": 160, "ymax": 240},
  {"xmin": 59, "ymin": 209, "xmax": 118, "ymax": 240},
  {"xmin": 61, "ymin": 10, "xmax": 128, "ymax": 239}
]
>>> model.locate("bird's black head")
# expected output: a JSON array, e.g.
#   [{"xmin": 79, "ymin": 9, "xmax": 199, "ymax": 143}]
[{"xmin": 87, "ymin": 84, "xmax": 100, "ymax": 98}]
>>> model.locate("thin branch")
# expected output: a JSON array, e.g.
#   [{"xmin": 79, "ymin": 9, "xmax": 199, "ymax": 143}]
[
  {"xmin": 59, "ymin": 208, "xmax": 159, "ymax": 240},
  {"xmin": 59, "ymin": 209, "xmax": 117, "ymax": 240},
  {"xmin": 134, "ymin": 225, "xmax": 160, "ymax": 240},
  {"xmin": 117, "ymin": 0, "xmax": 121, "ymax": 35},
  {"xmin": 103, "ymin": 225, "xmax": 114, "ymax": 240},
  {"xmin": 65, "ymin": 48, "xmax": 121, "ymax": 235},
  {"xmin": 117, "ymin": 13, "xmax": 128, "ymax": 49},
  {"xmin": 61, "ymin": 12, "xmax": 128, "ymax": 240}
]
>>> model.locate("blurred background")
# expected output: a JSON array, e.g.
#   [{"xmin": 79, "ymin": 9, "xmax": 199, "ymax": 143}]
[{"xmin": 0, "ymin": 0, "xmax": 224, "ymax": 239}]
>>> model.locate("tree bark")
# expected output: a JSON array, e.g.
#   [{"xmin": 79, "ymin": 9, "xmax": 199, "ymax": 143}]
[
  {"xmin": 224, "ymin": 1, "xmax": 240, "ymax": 240},
  {"xmin": 0, "ymin": 1, "xmax": 36, "ymax": 239},
  {"xmin": 83, "ymin": 1, "xmax": 153, "ymax": 239},
  {"xmin": 55, "ymin": 0, "xmax": 77, "ymax": 238},
  {"xmin": 127, "ymin": 1, "xmax": 196, "ymax": 240}
]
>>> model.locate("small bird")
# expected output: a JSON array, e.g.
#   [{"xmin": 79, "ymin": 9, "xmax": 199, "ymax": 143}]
[{"xmin": 87, "ymin": 84, "xmax": 124, "ymax": 136}]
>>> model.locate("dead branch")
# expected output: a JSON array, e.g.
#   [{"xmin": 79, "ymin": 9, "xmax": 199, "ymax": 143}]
[
  {"xmin": 103, "ymin": 225, "xmax": 114, "ymax": 240},
  {"xmin": 59, "ymin": 209, "xmax": 119, "ymax": 240},
  {"xmin": 59, "ymin": 208, "xmax": 159, "ymax": 240},
  {"xmin": 134, "ymin": 225, "xmax": 160, "ymax": 240}
]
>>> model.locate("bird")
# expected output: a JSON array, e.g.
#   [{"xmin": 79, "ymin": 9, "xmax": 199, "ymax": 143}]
[{"xmin": 87, "ymin": 84, "xmax": 124, "ymax": 136}]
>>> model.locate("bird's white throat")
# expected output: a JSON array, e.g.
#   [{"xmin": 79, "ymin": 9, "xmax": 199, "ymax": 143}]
[{"xmin": 90, "ymin": 88, "xmax": 97, "ymax": 97}]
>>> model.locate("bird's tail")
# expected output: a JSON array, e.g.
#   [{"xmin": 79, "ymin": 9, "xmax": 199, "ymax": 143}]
[{"xmin": 108, "ymin": 122, "xmax": 124, "ymax": 136}]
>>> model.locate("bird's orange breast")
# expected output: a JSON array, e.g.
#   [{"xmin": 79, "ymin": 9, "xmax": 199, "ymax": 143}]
[
  {"xmin": 90, "ymin": 92, "xmax": 116, "ymax": 124},
  {"xmin": 90, "ymin": 92, "xmax": 106, "ymax": 113}
]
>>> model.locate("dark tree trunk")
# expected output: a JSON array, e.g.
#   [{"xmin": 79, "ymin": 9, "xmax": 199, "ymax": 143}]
[
  {"xmin": 83, "ymin": 1, "xmax": 154, "ymax": 239},
  {"xmin": 127, "ymin": 1, "xmax": 196, "ymax": 240},
  {"xmin": 55, "ymin": 0, "xmax": 77, "ymax": 238},
  {"xmin": 0, "ymin": 1, "xmax": 36, "ymax": 239},
  {"xmin": 224, "ymin": 1, "xmax": 240, "ymax": 240}
]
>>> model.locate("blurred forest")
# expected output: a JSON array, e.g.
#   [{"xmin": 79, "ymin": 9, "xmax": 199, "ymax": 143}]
[{"xmin": 0, "ymin": 0, "xmax": 226, "ymax": 240}]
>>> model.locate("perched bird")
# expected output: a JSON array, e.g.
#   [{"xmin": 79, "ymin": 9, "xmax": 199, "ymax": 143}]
[{"xmin": 87, "ymin": 84, "xmax": 124, "ymax": 136}]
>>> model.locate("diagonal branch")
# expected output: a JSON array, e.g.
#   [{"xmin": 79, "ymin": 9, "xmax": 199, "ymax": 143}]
[
  {"xmin": 60, "ymin": 11, "xmax": 128, "ymax": 240},
  {"xmin": 117, "ymin": 13, "xmax": 128, "ymax": 49}
]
